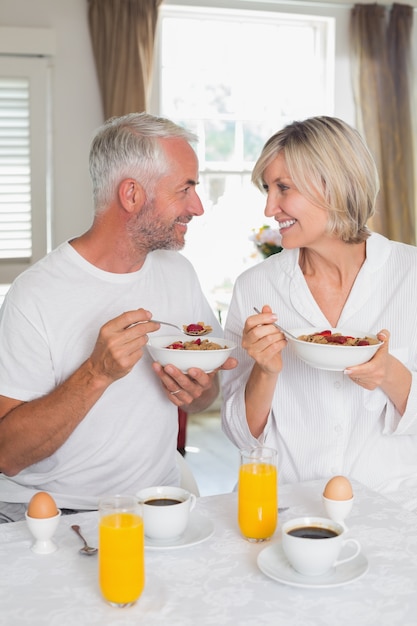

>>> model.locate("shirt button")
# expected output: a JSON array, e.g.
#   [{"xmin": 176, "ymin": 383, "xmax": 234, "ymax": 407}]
[{"xmin": 334, "ymin": 381, "xmax": 341, "ymax": 389}]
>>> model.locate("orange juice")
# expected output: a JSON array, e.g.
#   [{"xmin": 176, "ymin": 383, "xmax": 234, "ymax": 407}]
[
  {"xmin": 238, "ymin": 462, "xmax": 277, "ymax": 541},
  {"xmin": 99, "ymin": 512, "xmax": 145, "ymax": 606}
]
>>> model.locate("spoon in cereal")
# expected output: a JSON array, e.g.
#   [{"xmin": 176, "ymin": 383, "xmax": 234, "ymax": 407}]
[{"xmin": 253, "ymin": 307, "xmax": 298, "ymax": 340}]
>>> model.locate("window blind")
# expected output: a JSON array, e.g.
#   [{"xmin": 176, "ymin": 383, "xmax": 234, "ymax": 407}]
[{"xmin": 0, "ymin": 77, "xmax": 31, "ymax": 259}]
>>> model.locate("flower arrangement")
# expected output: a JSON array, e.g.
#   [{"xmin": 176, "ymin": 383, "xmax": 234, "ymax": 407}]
[{"xmin": 250, "ymin": 225, "xmax": 283, "ymax": 258}]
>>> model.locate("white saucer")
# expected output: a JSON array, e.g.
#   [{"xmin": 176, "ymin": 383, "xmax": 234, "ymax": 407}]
[
  {"xmin": 257, "ymin": 542, "xmax": 368, "ymax": 588},
  {"xmin": 145, "ymin": 512, "xmax": 214, "ymax": 550}
]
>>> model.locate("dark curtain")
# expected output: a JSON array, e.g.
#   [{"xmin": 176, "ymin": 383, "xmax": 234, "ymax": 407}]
[
  {"xmin": 350, "ymin": 3, "xmax": 415, "ymax": 244},
  {"xmin": 88, "ymin": 0, "xmax": 162, "ymax": 118}
]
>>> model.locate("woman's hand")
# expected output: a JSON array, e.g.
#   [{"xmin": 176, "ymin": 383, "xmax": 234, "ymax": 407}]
[
  {"xmin": 345, "ymin": 329, "xmax": 412, "ymax": 416},
  {"xmin": 243, "ymin": 305, "xmax": 286, "ymax": 438},
  {"xmin": 345, "ymin": 330, "xmax": 390, "ymax": 390},
  {"xmin": 243, "ymin": 305, "xmax": 287, "ymax": 374}
]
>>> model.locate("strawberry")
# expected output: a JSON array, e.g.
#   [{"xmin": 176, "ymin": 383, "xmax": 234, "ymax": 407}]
[
  {"xmin": 186, "ymin": 324, "xmax": 204, "ymax": 333},
  {"xmin": 326, "ymin": 335, "xmax": 348, "ymax": 344},
  {"xmin": 169, "ymin": 342, "xmax": 184, "ymax": 350}
]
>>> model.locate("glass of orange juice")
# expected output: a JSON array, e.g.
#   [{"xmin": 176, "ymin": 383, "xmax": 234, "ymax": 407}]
[
  {"xmin": 98, "ymin": 495, "xmax": 145, "ymax": 607},
  {"xmin": 238, "ymin": 447, "xmax": 278, "ymax": 542}
]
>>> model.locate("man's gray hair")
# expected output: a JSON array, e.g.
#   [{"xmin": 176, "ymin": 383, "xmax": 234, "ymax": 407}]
[{"xmin": 89, "ymin": 112, "xmax": 198, "ymax": 211}]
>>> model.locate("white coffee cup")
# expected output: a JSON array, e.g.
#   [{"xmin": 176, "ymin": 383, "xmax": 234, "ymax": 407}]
[
  {"xmin": 136, "ymin": 486, "xmax": 196, "ymax": 541},
  {"xmin": 281, "ymin": 516, "xmax": 361, "ymax": 576}
]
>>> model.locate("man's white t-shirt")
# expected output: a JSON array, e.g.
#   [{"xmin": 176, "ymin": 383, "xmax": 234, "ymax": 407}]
[{"xmin": 0, "ymin": 242, "xmax": 222, "ymax": 509}]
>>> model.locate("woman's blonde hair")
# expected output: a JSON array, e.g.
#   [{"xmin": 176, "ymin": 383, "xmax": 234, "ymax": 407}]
[{"xmin": 251, "ymin": 116, "xmax": 380, "ymax": 243}]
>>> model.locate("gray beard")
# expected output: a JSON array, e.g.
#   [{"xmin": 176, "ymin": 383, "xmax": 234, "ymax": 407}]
[{"xmin": 127, "ymin": 202, "xmax": 184, "ymax": 253}]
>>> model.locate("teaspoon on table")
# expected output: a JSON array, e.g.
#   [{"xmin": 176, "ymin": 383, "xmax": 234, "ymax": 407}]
[
  {"xmin": 253, "ymin": 308, "xmax": 298, "ymax": 340},
  {"xmin": 71, "ymin": 524, "xmax": 98, "ymax": 556}
]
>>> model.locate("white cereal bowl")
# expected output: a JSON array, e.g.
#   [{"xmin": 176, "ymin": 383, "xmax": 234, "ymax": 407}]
[
  {"xmin": 147, "ymin": 334, "xmax": 236, "ymax": 373},
  {"xmin": 287, "ymin": 327, "xmax": 382, "ymax": 371}
]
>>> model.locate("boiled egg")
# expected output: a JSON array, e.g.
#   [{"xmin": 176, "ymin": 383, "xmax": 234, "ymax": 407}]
[
  {"xmin": 323, "ymin": 476, "xmax": 353, "ymax": 501},
  {"xmin": 27, "ymin": 491, "xmax": 58, "ymax": 518}
]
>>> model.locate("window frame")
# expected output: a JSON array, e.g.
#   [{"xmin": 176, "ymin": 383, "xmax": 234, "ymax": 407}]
[{"xmin": 151, "ymin": 0, "xmax": 354, "ymax": 124}]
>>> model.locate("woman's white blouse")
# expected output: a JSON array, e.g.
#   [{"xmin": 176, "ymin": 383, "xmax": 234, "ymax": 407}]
[{"xmin": 221, "ymin": 233, "xmax": 417, "ymax": 511}]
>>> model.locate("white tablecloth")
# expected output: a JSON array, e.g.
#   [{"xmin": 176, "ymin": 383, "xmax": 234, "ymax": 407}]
[{"xmin": 1, "ymin": 479, "xmax": 417, "ymax": 626}]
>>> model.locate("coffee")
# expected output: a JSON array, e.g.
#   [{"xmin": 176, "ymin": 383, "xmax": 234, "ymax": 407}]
[
  {"xmin": 136, "ymin": 486, "xmax": 197, "ymax": 540},
  {"xmin": 282, "ymin": 516, "xmax": 361, "ymax": 576},
  {"xmin": 287, "ymin": 526, "xmax": 339, "ymax": 539},
  {"xmin": 145, "ymin": 498, "xmax": 183, "ymax": 507}
]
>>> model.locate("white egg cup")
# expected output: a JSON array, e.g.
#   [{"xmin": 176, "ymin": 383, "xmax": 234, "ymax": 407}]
[
  {"xmin": 25, "ymin": 509, "xmax": 62, "ymax": 554},
  {"xmin": 322, "ymin": 495, "xmax": 354, "ymax": 527}
]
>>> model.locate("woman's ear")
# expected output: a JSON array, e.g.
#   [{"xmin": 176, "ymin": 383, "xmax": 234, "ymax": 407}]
[{"xmin": 118, "ymin": 178, "xmax": 145, "ymax": 213}]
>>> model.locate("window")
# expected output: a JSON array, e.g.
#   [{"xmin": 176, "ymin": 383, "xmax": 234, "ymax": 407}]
[
  {"xmin": 153, "ymin": 4, "xmax": 335, "ymax": 319},
  {"xmin": 0, "ymin": 56, "xmax": 50, "ymax": 285},
  {"xmin": 0, "ymin": 27, "xmax": 54, "ymax": 288},
  {"xmin": 0, "ymin": 70, "xmax": 33, "ymax": 262}
]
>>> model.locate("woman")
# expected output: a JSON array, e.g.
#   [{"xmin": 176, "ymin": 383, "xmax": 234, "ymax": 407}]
[{"xmin": 221, "ymin": 116, "xmax": 417, "ymax": 510}]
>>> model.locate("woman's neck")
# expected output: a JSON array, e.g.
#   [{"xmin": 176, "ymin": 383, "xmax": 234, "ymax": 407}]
[{"xmin": 299, "ymin": 241, "xmax": 366, "ymax": 327}]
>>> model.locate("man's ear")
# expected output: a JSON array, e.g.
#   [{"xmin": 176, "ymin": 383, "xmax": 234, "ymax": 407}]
[{"xmin": 118, "ymin": 178, "xmax": 145, "ymax": 214}]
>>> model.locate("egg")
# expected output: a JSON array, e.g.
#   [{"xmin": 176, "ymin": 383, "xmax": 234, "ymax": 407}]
[
  {"xmin": 27, "ymin": 492, "xmax": 58, "ymax": 519},
  {"xmin": 323, "ymin": 476, "xmax": 353, "ymax": 501}
]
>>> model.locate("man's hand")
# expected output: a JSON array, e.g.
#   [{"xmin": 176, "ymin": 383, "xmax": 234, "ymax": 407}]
[
  {"xmin": 88, "ymin": 308, "xmax": 160, "ymax": 383},
  {"xmin": 152, "ymin": 356, "xmax": 237, "ymax": 412}
]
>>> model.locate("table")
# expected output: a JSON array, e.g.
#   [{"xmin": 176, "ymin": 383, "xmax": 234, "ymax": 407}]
[{"xmin": 1, "ymin": 479, "xmax": 417, "ymax": 626}]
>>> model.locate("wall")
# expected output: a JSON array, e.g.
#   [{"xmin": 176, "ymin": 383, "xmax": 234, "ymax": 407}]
[{"xmin": 0, "ymin": 0, "xmax": 103, "ymax": 247}]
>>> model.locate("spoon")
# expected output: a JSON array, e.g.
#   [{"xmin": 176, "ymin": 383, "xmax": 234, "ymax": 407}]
[
  {"xmin": 152, "ymin": 320, "xmax": 212, "ymax": 336},
  {"xmin": 71, "ymin": 524, "xmax": 98, "ymax": 555},
  {"xmin": 129, "ymin": 319, "xmax": 212, "ymax": 336},
  {"xmin": 253, "ymin": 307, "xmax": 298, "ymax": 340}
]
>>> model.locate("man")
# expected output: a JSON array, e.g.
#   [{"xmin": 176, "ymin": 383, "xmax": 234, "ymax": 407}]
[{"xmin": 0, "ymin": 113, "xmax": 236, "ymax": 522}]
